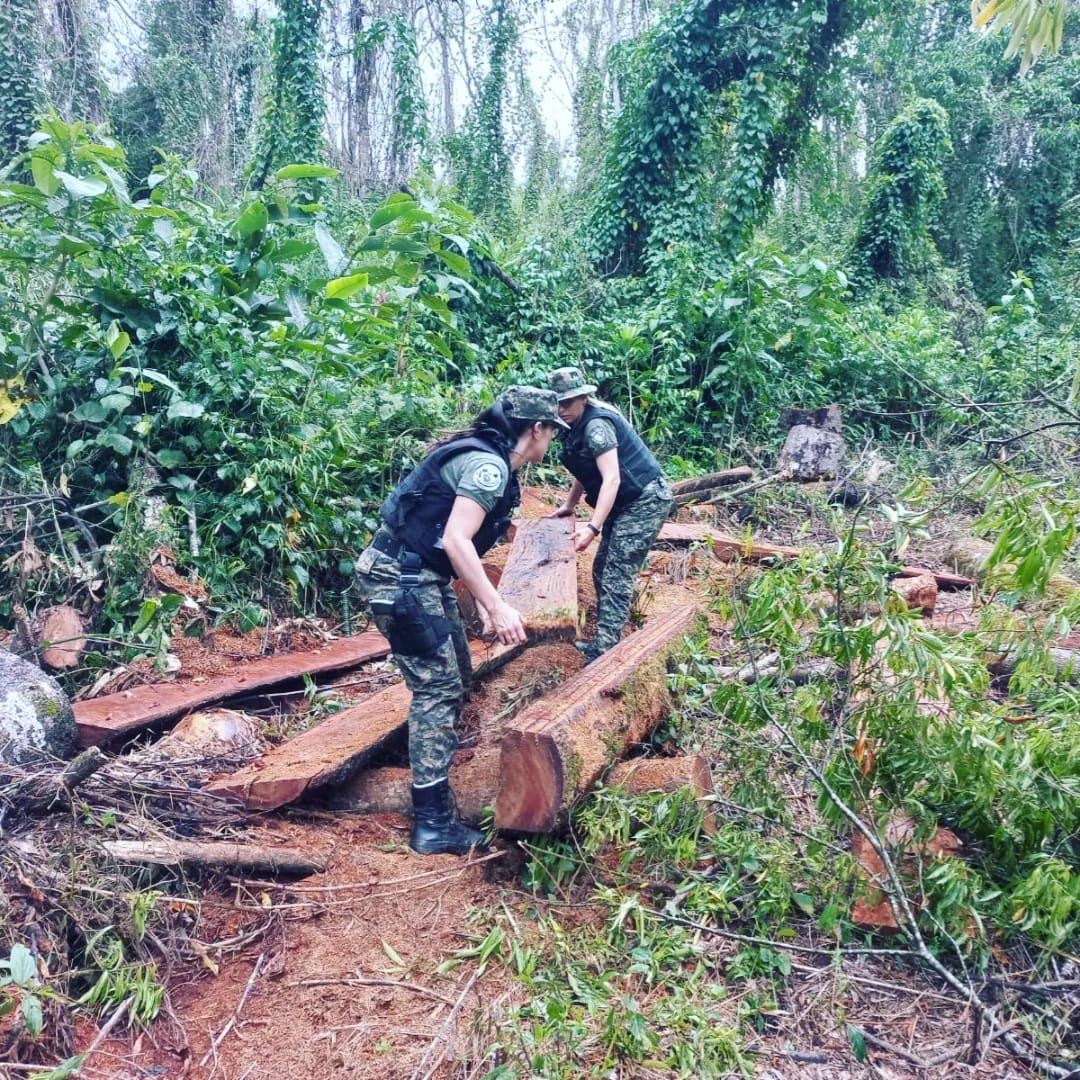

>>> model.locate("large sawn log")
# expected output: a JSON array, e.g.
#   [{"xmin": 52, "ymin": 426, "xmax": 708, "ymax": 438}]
[
  {"xmin": 495, "ymin": 604, "xmax": 699, "ymax": 833},
  {"xmin": 481, "ymin": 517, "xmax": 577, "ymax": 641},
  {"xmin": 75, "ymin": 632, "xmax": 391, "ymax": 747},
  {"xmin": 206, "ymin": 639, "xmax": 521, "ymax": 811}
]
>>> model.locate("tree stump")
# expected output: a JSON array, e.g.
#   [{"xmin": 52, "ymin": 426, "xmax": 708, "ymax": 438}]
[{"xmin": 777, "ymin": 404, "xmax": 845, "ymax": 481}]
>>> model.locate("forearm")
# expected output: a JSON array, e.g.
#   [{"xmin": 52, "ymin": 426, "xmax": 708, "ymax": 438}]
[
  {"xmin": 563, "ymin": 479, "xmax": 584, "ymax": 511},
  {"xmin": 442, "ymin": 535, "xmax": 501, "ymax": 613},
  {"xmin": 589, "ymin": 478, "xmax": 620, "ymax": 530}
]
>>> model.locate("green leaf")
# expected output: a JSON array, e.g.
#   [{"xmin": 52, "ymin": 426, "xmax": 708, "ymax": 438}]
[
  {"xmin": 314, "ymin": 221, "xmax": 348, "ymax": 275},
  {"xmin": 167, "ymin": 401, "xmax": 206, "ymax": 420},
  {"xmin": 370, "ymin": 196, "xmax": 416, "ymax": 230},
  {"xmin": 234, "ymin": 200, "xmax": 269, "ymax": 238},
  {"xmin": 280, "ymin": 358, "xmax": 312, "ymax": 378},
  {"xmin": 325, "ymin": 273, "xmax": 369, "ymax": 299},
  {"xmin": 21, "ymin": 994, "xmax": 43, "ymax": 1037},
  {"xmin": 54, "ymin": 170, "xmax": 108, "ymax": 199},
  {"xmin": 275, "ymin": 163, "xmax": 340, "ymax": 180},
  {"xmin": 131, "ymin": 599, "xmax": 160, "ymax": 635},
  {"xmin": 30, "ymin": 155, "xmax": 60, "ymax": 196},
  {"xmin": 848, "ymin": 1026, "xmax": 867, "ymax": 1063},
  {"xmin": 156, "ymin": 449, "xmax": 188, "ymax": 468},
  {"xmin": 9, "ymin": 944, "xmax": 35, "ymax": 987},
  {"xmin": 435, "ymin": 249, "xmax": 471, "ymax": 277},
  {"xmin": 106, "ymin": 321, "xmax": 131, "ymax": 360},
  {"xmin": 119, "ymin": 367, "xmax": 180, "ymax": 394},
  {"xmin": 792, "ymin": 892, "xmax": 815, "ymax": 916},
  {"xmin": 72, "ymin": 401, "xmax": 108, "ymax": 423},
  {"xmin": 98, "ymin": 431, "xmax": 134, "ymax": 455},
  {"xmin": 100, "ymin": 392, "xmax": 133, "ymax": 412}
]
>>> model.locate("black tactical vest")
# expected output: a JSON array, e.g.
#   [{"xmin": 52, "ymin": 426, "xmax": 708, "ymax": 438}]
[
  {"xmin": 380, "ymin": 430, "xmax": 519, "ymax": 578},
  {"xmin": 559, "ymin": 403, "xmax": 660, "ymax": 510}
]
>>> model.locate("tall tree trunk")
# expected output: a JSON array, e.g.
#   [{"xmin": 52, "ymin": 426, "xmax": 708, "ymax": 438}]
[{"xmin": 349, "ymin": 0, "xmax": 375, "ymax": 193}]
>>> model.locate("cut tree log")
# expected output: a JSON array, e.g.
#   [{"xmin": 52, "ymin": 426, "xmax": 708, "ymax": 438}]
[
  {"xmin": 327, "ymin": 748, "xmax": 502, "ymax": 823},
  {"xmin": 656, "ymin": 523, "xmax": 973, "ymax": 590},
  {"xmin": 671, "ymin": 468, "xmax": 753, "ymax": 503},
  {"xmin": 777, "ymin": 404, "xmax": 845, "ymax": 481},
  {"xmin": 607, "ymin": 755, "xmax": 717, "ymax": 833},
  {"xmin": 495, "ymin": 604, "xmax": 700, "ymax": 833},
  {"xmin": 207, "ymin": 640, "xmax": 522, "ymax": 811},
  {"xmin": 74, "ymin": 632, "xmax": 391, "ymax": 748},
  {"xmin": 891, "ymin": 573, "xmax": 937, "ymax": 615},
  {"xmin": 102, "ymin": 839, "xmax": 325, "ymax": 875},
  {"xmin": 330, "ymin": 751, "xmax": 719, "ymax": 833},
  {"xmin": 38, "ymin": 604, "xmax": 87, "ymax": 671},
  {"xmin": 481, "ymin": 517, "xmax": 577, "ymax": 641}
]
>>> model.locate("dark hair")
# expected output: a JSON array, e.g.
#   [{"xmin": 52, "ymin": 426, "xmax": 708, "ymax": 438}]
[{"xmin": 426, "ymin": 398, "xmax": 537, "ymax": 454}]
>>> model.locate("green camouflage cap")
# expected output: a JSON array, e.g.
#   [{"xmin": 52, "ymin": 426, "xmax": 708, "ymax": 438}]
[
  {"xmin": 502, "ymin": 385, "xmax": 570, "ymax": 429},
  {"xmin": 548, "ymin": 366, "xmax": 597, "ymax": 402}
]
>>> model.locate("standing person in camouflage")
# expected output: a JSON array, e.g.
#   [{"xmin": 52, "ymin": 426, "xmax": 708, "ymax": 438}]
[
  {"xmin": 547, "ymin": 367, "xmax": 673, "ymax": 663},
  {"xmin": 355, "ymin": 387, "xmax": 567, "ymax": 856}
]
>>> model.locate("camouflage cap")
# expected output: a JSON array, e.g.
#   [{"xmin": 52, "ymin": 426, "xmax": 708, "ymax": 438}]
[
  {"xmin": 502, "ymin": 385, "xmax": 570, "ymax": 429},
  {"xmin": 548, "ymin": 366, "xmax": 598, "ymax": 402}
]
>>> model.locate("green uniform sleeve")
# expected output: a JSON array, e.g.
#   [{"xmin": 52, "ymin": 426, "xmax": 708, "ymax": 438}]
[
  {"xmin": 583, "ymin": 417, "xmax": 618, "ymax": 459},
  {"xmin": 440, "ymin": 450, "xmax": 509, "ymax": 512}
]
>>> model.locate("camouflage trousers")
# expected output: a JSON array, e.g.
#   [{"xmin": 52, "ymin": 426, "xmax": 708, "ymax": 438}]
[
  {"xmin": 354, "ymin": 544, "xmax": 471, "ymax": 786},
  {"xmin": 591, "ymin": 476, "xmax": 674, "ymax": 656}
]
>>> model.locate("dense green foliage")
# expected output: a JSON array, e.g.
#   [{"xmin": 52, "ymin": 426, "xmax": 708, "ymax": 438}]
[{"xmin": 0, "ymin": 0, "xmax": 41, "ymax": 161}]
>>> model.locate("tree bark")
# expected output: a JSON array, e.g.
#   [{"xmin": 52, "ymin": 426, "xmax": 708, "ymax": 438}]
[
  {"xmin": 607, "ymin": 754, "xmax": 717, "ymax": 832},
  {"xmin": 670, "ymin": 467, "xmax": 753, "ymax": 499}
]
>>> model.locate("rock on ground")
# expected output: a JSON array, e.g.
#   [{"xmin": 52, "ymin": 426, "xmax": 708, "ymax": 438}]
[{"xmin": 0, "ymin": 649, "xmax": 77, "ymax": 763}]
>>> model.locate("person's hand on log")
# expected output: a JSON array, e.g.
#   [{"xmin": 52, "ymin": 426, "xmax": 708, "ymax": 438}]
[
  {"xmin": 572, "ymin": 522, "xmax": 599, "ymax": 552},
  {"xmin": 482, "ymin": 597, "xmax": 528, "ymax": 645},
  {"xmin": 548, "ymin": 502, "xmax": 575, "ymax": 519}
]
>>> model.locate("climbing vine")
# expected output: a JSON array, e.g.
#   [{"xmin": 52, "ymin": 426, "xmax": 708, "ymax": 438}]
[
  {"xmin": 585, "ymin": 0, "xmax": 875, "ymax": 275},
  {"xmin": 0, "ymin": 0, "xmax": 41, "ymax": 162},
  {"xmin": 450, "ymin": 0, "xmax": 516, "ymax": 227},
  {"xmin": 250, "ymin": 0, "xmax": 326, "ymax": 189},
  {"xmin": 850, "ymin": 98, "xmax": 952, "ymax": 282}
]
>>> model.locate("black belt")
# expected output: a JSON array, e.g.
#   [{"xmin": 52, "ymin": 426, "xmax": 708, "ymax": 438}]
[{"xmin": 370, "ymin": 530, "xmax": 426, "ymax": 586}]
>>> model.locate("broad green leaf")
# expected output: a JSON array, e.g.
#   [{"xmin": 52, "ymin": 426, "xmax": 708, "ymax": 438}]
[
  {"xmin": 72, "ymin": 401, "xmax": 108, "ymax": 423},
  {"xmin": 119, "ymin": 367, "xmax": 180, "ymax": 394},
  {"xmin": 106, "ymin": 321, "xmax": 131, "ymax": 360},
  {"xmin": 435, "ymin": 249, "xmax": 471, "ymax": 277},
  {"xmin": 54, "ymin": 236, "xmax": 92, "ymax": 256},
  {"xmin": 167, "ymin": 401, "xmax": 206, "ymax": 420},
  {"xmin": 100, "ymin": 392, "xmax": 133, "ymax": 412},
  {"xmin": 314, "ymin": 221, "xmax": 348, "ymax": 275},
  {"xmin": 423, "ymin": 331, "xmax": 453, "ymax": 360},
  {"xmin": 99, "ymin": 160, "xmax": 130, "ymax": 205},
  {"xmin": 30, "ymin": 156, "xmax": 60, "ymax": 196},
  {"xmin": 9, "ymin": 944, "xmax": 35, "ymax": 986},
  {"xmin": 325, "ymin": 273, "xmax": 369, "ymax": 299},
  {"xmin": 156, "ymin": 449, "xmax": 188, "ymax": 467},
  {"xmin": 21, "ymin": 994, "xmax": 43, "ymax": 1037},
  {"xmin": 131, "ymin": 599, "xmax": 160, "ymax": 635},
  {"xmin": 275, "ymin": 163, "xmax": 340, "ymax": 180},
  {"xmin": 792, "ymin": 892, "xmax": 815, "ymax": 916},
  {"xmin": 98, "ymin": 431, "xmax": 134, "ymax": 455},
  {"xmin": 280, "ymin": 357, "xmax": 312, "ymax": 378},
  {"xmin": 370, "ymin": 196, "xmax": 416, "ymax": 230},
  {"xmin": 234, "ymin": 200, "xmax": 269, "ymax": 238},
  {"xmin": 54, "ymin": 170, "xmax": 107, "ymax": 199}
]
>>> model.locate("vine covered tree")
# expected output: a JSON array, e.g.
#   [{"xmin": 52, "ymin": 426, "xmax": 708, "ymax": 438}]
[
  {"xmin": 0, "ymin": 0, "xmax": 41, "ymax": 161},
  {"xmin": 250, "ymin": 0, "xmax": 326, "ymax": 187}
]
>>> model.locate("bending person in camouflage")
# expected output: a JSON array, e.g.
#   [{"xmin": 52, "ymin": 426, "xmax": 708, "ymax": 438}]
[
  {"xmin": 547, "ymin": 367, "xmax": 673, "ymax": 663},
  {"xmin": 355, "ymin": 387, "xmax": 567, "ymax": 854}
]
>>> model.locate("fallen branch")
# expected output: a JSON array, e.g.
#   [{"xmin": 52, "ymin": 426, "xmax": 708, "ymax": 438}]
[
  {"xmin": 103, "ymin": 839, "xmax": 326, "ymax": 876},
  {"xmin": 409, "ymin": 968, "xmax": 481, "ymax": 1080},
  {"xmin": 293, "ymin": 975, "xmax": 456, "ymax": 1007},
  {"xmin": 707, "ymin": 467, "xmax": 795, "ymax": 503}
]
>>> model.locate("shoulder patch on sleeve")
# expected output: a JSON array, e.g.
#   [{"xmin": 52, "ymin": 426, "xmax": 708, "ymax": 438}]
[{"xmin": 472, "ymin": 462, "xmax": 503, "ymax": 492}]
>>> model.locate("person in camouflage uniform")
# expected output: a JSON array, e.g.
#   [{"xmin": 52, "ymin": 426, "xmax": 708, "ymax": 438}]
[
  {"xmin": 355, "ymin": 386, "xmax": 567, "ymax": 855},
  {"xmin": 547, "ymin": 367, "xmax": 673, "ymax": 663}
]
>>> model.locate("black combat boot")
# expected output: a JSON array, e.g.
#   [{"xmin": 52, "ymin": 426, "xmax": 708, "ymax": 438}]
[{"xmin": 410, "ymin": 778, "xmax": 488, "ymax": 855}]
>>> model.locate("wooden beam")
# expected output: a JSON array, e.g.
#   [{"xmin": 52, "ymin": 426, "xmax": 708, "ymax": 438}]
[
  {"xmin": 481, "ymin": 517, "xmax": 577, "ymax": 641},
  {"xmin": 495, "ymin": 605, "xmax": 699, "ymax": 833},
  {"xmin": 206, "ymin": 640, "xmax": 521, "ymax": 811},
  {"xmin": 656, "ymin": 523, "xmax": 973, "ymax": 590},
  {"xmin": 74, "ymin": 632, "xmax": 391, "ymax": 748}
]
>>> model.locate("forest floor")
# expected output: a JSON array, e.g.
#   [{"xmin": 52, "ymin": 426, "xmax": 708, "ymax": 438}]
[{"xmin": 3, "ymin": 484, "xmax": 1049, "ymax": 1080}]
